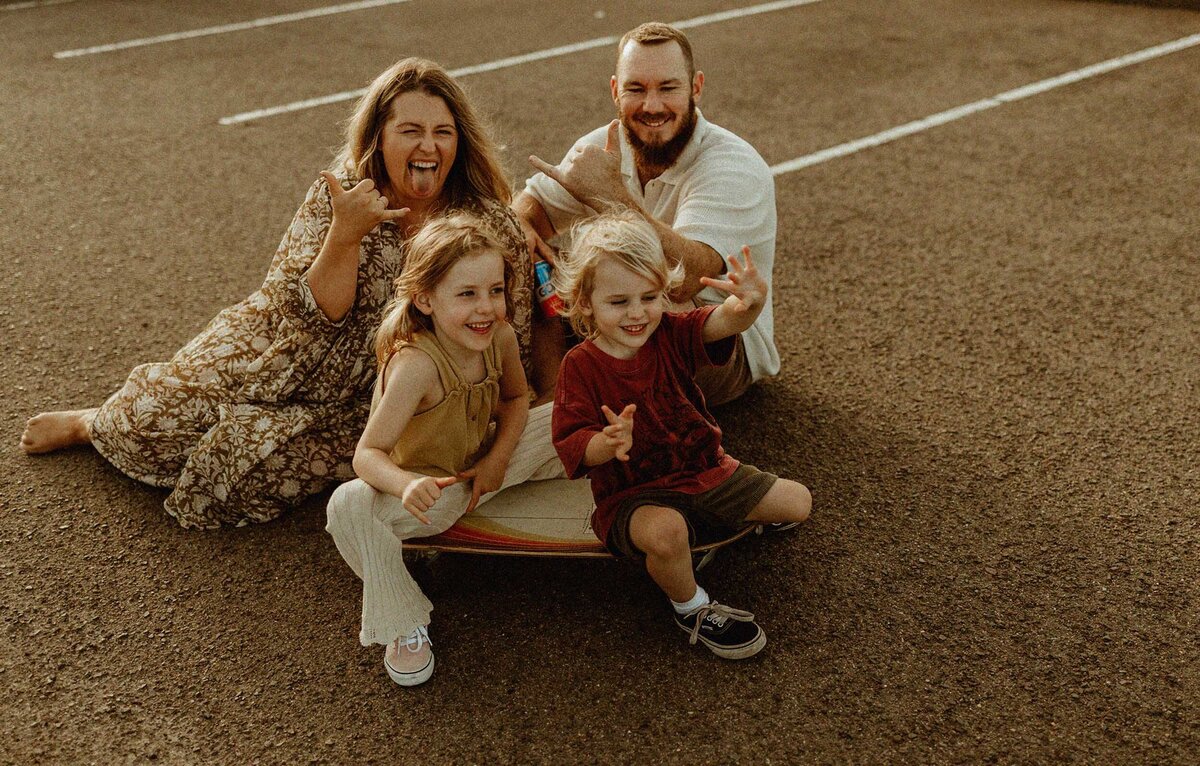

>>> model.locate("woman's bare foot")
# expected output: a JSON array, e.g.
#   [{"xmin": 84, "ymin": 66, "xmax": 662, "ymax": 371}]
[{"xmin": 20, "ymin": 409, "xmax": 97, "ymax": 454}]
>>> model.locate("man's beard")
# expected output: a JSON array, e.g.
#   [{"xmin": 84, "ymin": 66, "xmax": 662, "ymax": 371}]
[{"xmin": 624, "ymin": 98, "xmax": 697, "ymax": 175}]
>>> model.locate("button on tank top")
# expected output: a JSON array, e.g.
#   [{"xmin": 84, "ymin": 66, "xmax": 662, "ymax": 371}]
[{"xmin": 373, "ymin": 329, "xmax": 501, "ymax": 478}]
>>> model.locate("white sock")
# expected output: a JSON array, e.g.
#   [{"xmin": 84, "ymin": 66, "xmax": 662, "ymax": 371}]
[{"xmin": 671, "ymin": 586, "xmax": 710, "ymax": 615}]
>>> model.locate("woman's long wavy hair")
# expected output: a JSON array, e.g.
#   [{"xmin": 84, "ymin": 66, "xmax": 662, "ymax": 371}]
[
  {"xmin": 374, "ymin": 212, "xmax": 516, "ymax": 367},
  {"xmin": 334, "ymin": 57, "xmax": 511, "ymax": 206}
]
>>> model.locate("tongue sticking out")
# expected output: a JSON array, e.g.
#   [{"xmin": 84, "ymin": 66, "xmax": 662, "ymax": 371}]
[{"xmin": 409, "ymin": 164, "xmax": 438, "ymax": 195}]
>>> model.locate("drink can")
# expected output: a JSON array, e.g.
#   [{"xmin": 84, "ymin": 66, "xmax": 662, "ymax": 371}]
[{"xmin": 534, "ymin": 260, "xmax": 564, "ymax": 318}]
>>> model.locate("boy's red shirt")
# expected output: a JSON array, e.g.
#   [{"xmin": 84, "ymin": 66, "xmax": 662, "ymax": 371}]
[{"xmin": 551, "ymin": 307, "xmax": 739, "ymax": 543}]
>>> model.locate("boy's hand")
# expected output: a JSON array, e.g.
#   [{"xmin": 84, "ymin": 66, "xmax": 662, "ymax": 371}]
[
  {"xmin": 600, "ymin": 403, "xmax": 636, "ymax": 462},
  {"xmin": 699, "ymin": 246, "xmax": 766, "ymax": 314},
  {"xmin": 457, "ymin": 453, "xmax": 509, "ymax": 514},
  {"xmin": 401, "ymin": 475, "xmax": 458, "ymax": 524}
]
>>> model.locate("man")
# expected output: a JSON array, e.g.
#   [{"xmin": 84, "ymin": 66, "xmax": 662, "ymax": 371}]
[{"xmin": 515, "ymin": 21, "xmax": 779, "ymax": 406}]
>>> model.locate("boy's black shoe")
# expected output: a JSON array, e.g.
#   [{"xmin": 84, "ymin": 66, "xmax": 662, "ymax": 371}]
[{"xmin": 675, "ymin": 601, "xmax": 767, "ymax": 660}]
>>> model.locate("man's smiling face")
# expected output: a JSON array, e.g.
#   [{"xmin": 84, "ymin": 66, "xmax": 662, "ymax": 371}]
[{"xmin": 611, "ymin": 40, "xmax": 703, "ymax": 172}]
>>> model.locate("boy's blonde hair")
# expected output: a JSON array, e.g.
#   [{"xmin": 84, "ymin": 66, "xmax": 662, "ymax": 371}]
[
  {"xmin": 374, "ymin": 212, "xmax": 513, "ymax": 366},
  {"xmin": 553, "ymin": 208, "xmax": 684, "ymax": 339}
]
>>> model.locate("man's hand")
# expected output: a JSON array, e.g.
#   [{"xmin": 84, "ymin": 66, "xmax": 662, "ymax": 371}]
[
  {"xmin": 699, "ymin": 246, "xmax": 766, "ymax": 315},
  {"xmin": 517, "ymin": 213, "xmax": 559, "ymax": 266},
  {"xmin": 528, "ymin": 121, "xmax": 630, "ymax": 212},
  {"xmin": 600, "ymin": 403, "xmax": 636, "ymax": 462},
  {"xmin": 321, "ymin": 171, "xmax": 409, "ymax": 245}
]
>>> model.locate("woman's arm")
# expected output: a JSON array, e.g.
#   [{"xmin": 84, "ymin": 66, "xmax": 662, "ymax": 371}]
[
  {"xmin": 460, "ymin": 324, "xmax": 529, "ymax": 511},
  {"xmin": 306, "ymin": 172, "xmax": 409, "ymax": 323}
]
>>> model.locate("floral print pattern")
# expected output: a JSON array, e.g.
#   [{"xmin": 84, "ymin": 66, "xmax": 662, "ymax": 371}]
[{"xmin": 90, "ymin": 174, "xmax": 531, "ymax": 529}]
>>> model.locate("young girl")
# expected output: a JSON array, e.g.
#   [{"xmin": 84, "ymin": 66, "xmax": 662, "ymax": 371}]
[
  {"xmin": 326, "ymin": 212, "xmax": 562, "ymax": 687},
  {"xmin": 550, "ymin": 209, "xmax": 812, "ymax": 660}
]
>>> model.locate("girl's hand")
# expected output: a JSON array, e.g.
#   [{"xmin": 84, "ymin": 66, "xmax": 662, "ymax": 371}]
[
  {"xmin": 601, "ymin": 403, "xmax": 636, "ymax": 462},
  {"xmin": 401, "ymin": 475, "xmax": 459, "ymax": 525},
  {"xmin": 320, "ymin": 171, "xmax": 410, "ymax": 245},
  {"xmin": 699, "ymin": 246, "xmax": 766, "ymax": 314},
  {"xmin": 457, "ymin": 453, "xmax": 510, "ymax": 514}
]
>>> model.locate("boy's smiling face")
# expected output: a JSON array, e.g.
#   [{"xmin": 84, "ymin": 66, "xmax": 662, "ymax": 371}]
[{"xmin": 582, "ymin": 256, "xmax": 666, "ymax": 360}]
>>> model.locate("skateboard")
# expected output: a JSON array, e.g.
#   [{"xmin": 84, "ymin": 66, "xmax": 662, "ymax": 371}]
[{"xmin": 404, "ymin": 478, "xmax": 761, "ymax": 570}]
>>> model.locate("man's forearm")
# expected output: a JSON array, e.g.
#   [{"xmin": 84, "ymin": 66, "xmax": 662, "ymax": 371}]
[
  {"xmin": 513, "ymin": 192, "xmax": 558, "ymax": 240},
  {"xmin": 642, "ymin": 214, "xmax": 724, "ymax": 303}
]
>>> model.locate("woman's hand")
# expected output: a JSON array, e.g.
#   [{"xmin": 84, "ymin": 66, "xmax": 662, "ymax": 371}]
[
  {"xmin": 307, "ymin": 172, "xmax": 412, "ymax": 322},
  {"xmin": 401, "ymin": 475, "xmax": 459, "ymax": 525},
  {"xmin": 320, "ymin": 171, "xmax": 410, "ymax": 245}
]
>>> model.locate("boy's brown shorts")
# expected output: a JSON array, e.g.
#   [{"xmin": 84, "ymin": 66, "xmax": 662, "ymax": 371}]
[
  {"xmin": 607, "ymin": 464, "xmax": 778, "ymax": 560},
  {"xmin": 693, "ymin": 332, "xmax": 752, "ymax": 407}
]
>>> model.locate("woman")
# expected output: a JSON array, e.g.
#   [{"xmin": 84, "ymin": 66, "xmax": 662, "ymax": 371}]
[{"xmin": 19, "ymin": 58, "xmax": 532, "ymax": 530}]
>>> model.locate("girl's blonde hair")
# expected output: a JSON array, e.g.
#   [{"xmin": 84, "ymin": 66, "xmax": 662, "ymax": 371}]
[
  {"xmin": 553, "ymin": 208, "xmax": 684, "ymax": 338},
  {"xmin": 334, "ymin": 57, "xmax": 511, "ymax": 207},
  {"xmin": 374, "ymin": 212, "xmax": 514, "ymax": 366}
]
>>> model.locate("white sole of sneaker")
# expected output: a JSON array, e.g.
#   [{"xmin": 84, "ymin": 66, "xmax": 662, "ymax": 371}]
[
  {"xmin": 682, "ymin": 626, "xmax": 768, "ymax": 660},
  {"xmin": 385, "ymin": 652, "xmax": 435, "ymax": 687}
]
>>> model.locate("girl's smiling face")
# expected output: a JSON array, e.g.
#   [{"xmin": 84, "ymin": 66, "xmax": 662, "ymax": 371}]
[
  {"xmin": 417, "ymin": 249, "xmax": 507, "ymax": 360},
  {"xmin": 582, "ymin": 255, "xmax": 666, "ymax": 360},
  {"xmin": 379, "ymin": 90, "xmax": 459, "ymax": 210}
]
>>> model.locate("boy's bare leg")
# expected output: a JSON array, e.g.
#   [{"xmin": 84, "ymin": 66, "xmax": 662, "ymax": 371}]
[
  {"xmin": 629, "ymin": 505, "xmax": 697, "ymax": 603},
  {"xmin": 744, "ymin": 479, "xmax": 812, "ymax": 526},
  {"xmin": 20, "ymin": 408, "xmax": 98, "ymax": 454}
]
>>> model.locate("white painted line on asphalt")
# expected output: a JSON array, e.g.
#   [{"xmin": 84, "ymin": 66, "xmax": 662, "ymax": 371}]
[
  {"xmin": 53, "ymin": 0, "xmax": 411, "ymax": 59},
  {"xmin": 219, "ymin": 0, "xmax": 825, "ymax": 125},
  {"xmin": 770, "ymin": 31, "xmax": 1200, "ymax": 176},
  {"xmin": 3, "ymin": 0, "xmax": 78, "ymax": 10}
]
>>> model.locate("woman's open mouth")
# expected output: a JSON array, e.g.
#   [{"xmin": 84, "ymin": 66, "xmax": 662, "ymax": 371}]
[{"xmin": 408, "ymin": 161, "xmax": 440, "ymax": 194}]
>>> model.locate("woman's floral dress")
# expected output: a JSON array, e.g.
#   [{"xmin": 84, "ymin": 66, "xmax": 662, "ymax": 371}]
[{"xmin": 89, "ymin": 175, "xmax": 531, "ymax": 529}]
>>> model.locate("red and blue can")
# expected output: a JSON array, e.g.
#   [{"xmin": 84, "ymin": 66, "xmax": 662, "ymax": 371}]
[{"xmin": 534, "ymin": 260, "xmax": 564, "ymax": 318}]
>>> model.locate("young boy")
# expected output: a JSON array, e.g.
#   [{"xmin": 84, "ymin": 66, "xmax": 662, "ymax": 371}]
[{"xmin": 550, "ymin": 209, "xmax": 811, "ymax": 659}]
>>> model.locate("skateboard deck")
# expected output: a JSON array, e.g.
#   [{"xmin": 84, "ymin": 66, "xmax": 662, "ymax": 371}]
[{"xmin": 403, "ymin": 478, "xmax": 758, "ymax": 559}]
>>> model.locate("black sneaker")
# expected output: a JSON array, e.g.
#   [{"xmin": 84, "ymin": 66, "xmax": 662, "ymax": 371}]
[
  {"xmin": 674, "ymin": 601, "xmax": 767, "ymax": 660},
  {"xmin": 756, "ymin": 522, "xmax": 799, "ymax": 534}
]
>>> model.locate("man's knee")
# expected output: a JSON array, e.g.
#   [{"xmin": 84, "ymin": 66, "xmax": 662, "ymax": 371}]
[{"xmin": 630, "ymin": 505, "xmax": 690, "ymax": 558}]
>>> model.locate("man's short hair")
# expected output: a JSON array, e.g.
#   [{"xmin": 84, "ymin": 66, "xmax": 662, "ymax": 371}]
[{"xmin": 617, "ymin": 22, "xmax": 696, "ymax": 80}]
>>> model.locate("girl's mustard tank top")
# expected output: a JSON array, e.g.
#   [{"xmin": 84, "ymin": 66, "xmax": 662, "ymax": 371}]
[{"xmin": 373, "ymin": 330, "xmax": 501, "ymax": 477}]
